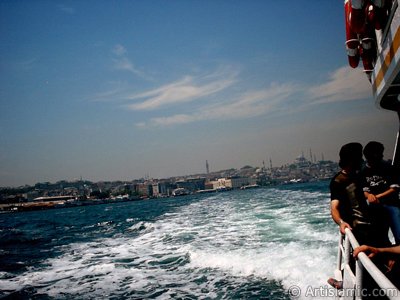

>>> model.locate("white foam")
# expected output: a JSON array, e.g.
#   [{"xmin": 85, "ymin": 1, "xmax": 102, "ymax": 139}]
[
  {"xmin": 125, "ymin": 221, "xmax": 156, "ymax": 237},
  {"xmin": 2, "ymin": 187, "xmax": 337, "ymax": 299}
]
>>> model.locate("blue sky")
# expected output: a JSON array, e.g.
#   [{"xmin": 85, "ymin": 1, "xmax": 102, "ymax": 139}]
[{"xmin": 0, "ymin": 1, "xmax": 398, "ymax": 186}]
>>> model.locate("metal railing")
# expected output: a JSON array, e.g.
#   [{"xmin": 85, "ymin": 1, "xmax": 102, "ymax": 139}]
[{"xmin": 334, "ymin": 228, "xmax": 400, "ymax": 299}]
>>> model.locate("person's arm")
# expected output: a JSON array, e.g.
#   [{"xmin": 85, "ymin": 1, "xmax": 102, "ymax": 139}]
[
  {"xmin": 376, "ymin": 166, "xmax": 400, "ymax": 201},
  {"xmin": 376, "ymin": 187, "xmax": 397, "ymax": 201},
  {"xmin": 353, "ymin": 244, "xmax": 400, "ymax": 258},
  {"xmin": 363, "ymin": 184, "xmax": 379, "ymax": 204},
  {"xmin": 364, "ymin": 191, "xmax": 379, "ymax": 204},
  {"xmin": 331, "ymin": 199, "xmax": 352, "ymax": 234}
]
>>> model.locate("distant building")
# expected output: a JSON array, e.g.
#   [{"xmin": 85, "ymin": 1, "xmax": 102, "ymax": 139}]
[
  {"xmin": 176, "ymin": 178, "xmax": 205, "ymax": 192},
  {"xmin": 136, "ymin": 183, "xmax": 153, "ymax": 197},
  {"xmin": 157, "ymin": 181, "xmax": 175, "ymax": 196},
  {"xmin": 152, "ymin": 183, "xmax": 160, "ymax": 197},
  {"xmin": 229, "ymin": 176, "xmax": 256, "ymax": 188},
  {"xmin": 208, "ymin": 178, "xmax": 229, "ymax": 189},
  {"xmin": 207, "ymin": 176, "xmax": 254, "ymax": 189},
  {"xmin": 24, "ymin": 190, "xmax": 40, "ymax": 201}
]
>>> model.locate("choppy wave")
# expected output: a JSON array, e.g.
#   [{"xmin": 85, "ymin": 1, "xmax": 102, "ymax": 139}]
[{"xmin": 0, "ymin": 183, "xmax": 338, "ymax": 299}]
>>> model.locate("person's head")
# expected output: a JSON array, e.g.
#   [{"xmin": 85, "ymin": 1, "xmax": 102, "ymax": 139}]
[
  {"xmin": 339, "ymin": 142, "xmax": 363, "ymax": 171},
  {"xmin": 363, "ymin": 141, "xmax": 384, "ymax": 166}
]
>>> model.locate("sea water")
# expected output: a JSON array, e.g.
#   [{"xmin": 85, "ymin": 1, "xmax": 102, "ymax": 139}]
[{"xmin": 0, "ymin": 181, "xmax": 339, "ymax": 299}]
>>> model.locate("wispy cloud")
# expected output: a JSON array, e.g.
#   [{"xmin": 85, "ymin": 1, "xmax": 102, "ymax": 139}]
[
  {"xmin": 112, "ymin": 44, "xmax": 149, "ymax": 80},
  {"xmin": 202, "ymin": 83, "xmax": 297, "ymax": 120},
  {"xmin": 16, "ymin": 57, "xmax": 37, "ymax": 70},
  {"xmin": 126, "ymin": 69, "xmax": 238, "ymax": 111},
  {"xmin": 92, "ymin": 85, "xmax": 125, "ymax": 101},
  {"xmin": 137, "ymin": 82, "xmax": 298, "ymax": 128},
  {"xmin": 98, "ymin": 65, "xmax": 370, "ymax": 129},
  {"xmin": 307, "ymin": 66, "xmax": 372, "ymax": 104},
  {"xmin": 112, "ymin": 44, "xmax": 127, "ymax": 56},
  {"xmin": 57, "ymin": 4, "xmax": 75, "ymax": 14}
]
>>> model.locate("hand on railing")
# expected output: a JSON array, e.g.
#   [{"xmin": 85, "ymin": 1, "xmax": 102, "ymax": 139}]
[
  {"xmin": 353, "ymin": 245, "xmax": 379, "ymax": 259},
  {"xmin": 339, "ymin": 220, "xmax": 352, "ymax": 234}
]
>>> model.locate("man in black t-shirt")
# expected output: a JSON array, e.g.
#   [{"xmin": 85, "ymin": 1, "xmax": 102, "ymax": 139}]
[
  {"xmin": 361, "ymin": 141, "xmax": 400, "ymax": 245},
  {"xmin": 330, "ymin": 143, "xmax": 390, "ymax": 247},
  {"xmin": 328, "ymin": 143, "xmax": 392, "ymax": 292}
]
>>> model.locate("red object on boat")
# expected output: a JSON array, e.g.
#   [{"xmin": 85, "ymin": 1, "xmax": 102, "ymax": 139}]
[
  {"xmin": 348, "ymin": 0, "xmax": 366, "ymax": 34},
  {"xmin": 369, "ymin": 0, "xmax": 388, "ymax": 30},
  {"xmin": 359, "ymin": 23, "xmax": 377, "ymax": 74},
  {"xmin": 345, "ymin": 0, "xmax": 361, "ymax": 68}
]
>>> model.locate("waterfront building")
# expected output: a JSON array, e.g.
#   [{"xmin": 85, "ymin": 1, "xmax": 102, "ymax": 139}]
[
  {"xmin": 23, "ymin": 190, "xmax": 40, "ymax": 201},
  {"xmin": 136, "ymin": 183, "xmax": 153, "ymax": 197},
  {"xmin": 0, "ymin": 156, "xmax": 339, "ymax": 207},
  {"xmin": 157, "ymin": 181, "xmax": 175, "ymax": 197},
  {"xmin": 208, "ymin": 178, "xmax": 228, "ymax": 189},
  {"xmin": 207, "ymin": 176, "xmax": 254, "ymax": 189},
  {"xmin": 176, "ymin": 178, "xmax": 206, "ymax": 192},
  {"xmin": 229, "ymin": 176, "xmax": 253, "ymax": 189}
]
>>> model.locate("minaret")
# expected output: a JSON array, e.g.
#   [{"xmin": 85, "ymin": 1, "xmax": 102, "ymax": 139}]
[
  {"xmin": 269, "ymin": 158, "xmax": 273, "ymax": 177},
  {"xmin": 206, "ymin": 160, "xmax": 210, "ymax": 174}
]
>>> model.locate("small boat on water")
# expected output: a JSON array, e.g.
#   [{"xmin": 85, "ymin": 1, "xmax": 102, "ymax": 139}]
[
  {"xmin": 240, "ymin": 184, "xmax": 260, "ymax": 190},
  {"xmin": 171, "ymin": 188, "xmax": 190, "ymax": 197},
  {"xmin": 333, "ymin": 1, "xmax": 400, "ymax": 298}
]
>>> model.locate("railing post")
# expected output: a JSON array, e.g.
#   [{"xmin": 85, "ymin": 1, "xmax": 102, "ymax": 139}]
[
  {"xmin": 342, "ymin": 232, "xmax": 354, "ymax": 297},
  {"xmin": 337, "ymin": 232, "xmax": 344, "ymax": 272},
  {"xmin": 355, "ymin": 259, "xmax": 363, "ymax": 300},
  {"xmin": 344, "ymin": 234, "xmax": 351, "ymax": 268},
  {"xmin": 343, "ymin": 228, "xmax": 400, "ymax": 300}
]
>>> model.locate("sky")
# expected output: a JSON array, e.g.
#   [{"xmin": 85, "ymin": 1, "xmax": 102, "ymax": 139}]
[{"xmin": 0, "ymin": 1, "xmax": 398, "ymax": 187}]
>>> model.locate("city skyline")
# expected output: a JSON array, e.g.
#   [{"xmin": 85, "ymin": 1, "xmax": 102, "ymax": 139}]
[
  {"xmin": 1, "ymin": 1, "xmax": 398, "ymax": 187},
  {"xmin": 1, "ymin": 151, "xmax": 332, "ymax": 188}
]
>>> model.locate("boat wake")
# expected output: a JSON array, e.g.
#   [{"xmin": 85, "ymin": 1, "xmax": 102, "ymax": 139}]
[{"xmin": 0, "ymin": 185, "xmax": 338, "ymax": 299}]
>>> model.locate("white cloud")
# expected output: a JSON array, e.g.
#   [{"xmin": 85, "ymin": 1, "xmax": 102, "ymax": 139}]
[
  {"xmin": 307, "ymin": 66, "xmax": 372, "ymax": 104},
  {"xmin": 113, "ymin": 57, "xmax": 137, "ymax": 73},
  {"xmin": 137, "ymin": 83, "xmax": 298, "ymax": 128},
  {"xmin": 57, "ymin": 5, "xmax": 75, "ymax": 14},
  {"xmin": 101, "ymin": 65, "xmax": 370, "ymax": 129},
  {"xmin": 201, "ymin": 83, "xmax": 297, "ymax": 120},
  {"xmin": 92, "ymin": 86, "xmax": 124, "ymax": 102},
  {"xmin": 126, "ymin": 70, "xmax": 238, "ymax": 111},
  {"xmin": 112, "ymin": 44, "xmax": 127, "ymax": 56},
  {"xmin": 149, "ymin": 114, "xmax": 197, "ymax": 127},
  {"xmin": 111, "ymin": 44, "xmax": 149, "ymax": 79}
]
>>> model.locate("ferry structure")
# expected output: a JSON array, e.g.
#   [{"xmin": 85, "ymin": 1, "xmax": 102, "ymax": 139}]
[
  {"xmin": 334, "ymin": 1, "xmax": 400, "ymax": 299},
  {"xmin": 370, "ymin": 0, "xmax": 400, "ymax": 167}
]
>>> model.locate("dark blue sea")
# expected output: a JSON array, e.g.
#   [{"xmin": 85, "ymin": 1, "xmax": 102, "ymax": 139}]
[{"xmin": 0, "ymin": 181, "xmax": 339, "ymax": 299}]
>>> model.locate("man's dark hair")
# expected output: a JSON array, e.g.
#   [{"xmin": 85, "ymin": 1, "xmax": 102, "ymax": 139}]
[
  {"xmin": 363, "ymin": 141, "xmax": 384, "ymax": 161},
  {"xmin": 339, "ymin": 142, "xmax": 363, "ymax": 169}
]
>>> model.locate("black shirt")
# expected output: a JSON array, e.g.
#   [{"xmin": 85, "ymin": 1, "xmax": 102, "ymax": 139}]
[
  {"xmin": 330, "ymin": 171, "xmax": 370, "ymax": 227},
  {"xmin": 361, "ymin": 161, "xmax": 400, "ymax": 207}
]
